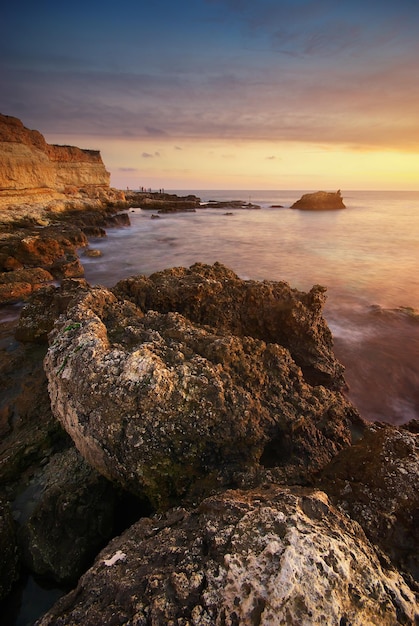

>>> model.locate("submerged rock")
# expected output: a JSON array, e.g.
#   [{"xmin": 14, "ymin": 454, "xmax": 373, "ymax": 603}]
[
  {"xmin": 44, "ymin": 264, "xmax": 364, "ymax": 509},
  {"xmin": 291, "ymin": 190, "xmax": 345, "ymax": 210},
  {"xmin": 36, "ymin": 486, "xmax": 419, "ymax": 625}
]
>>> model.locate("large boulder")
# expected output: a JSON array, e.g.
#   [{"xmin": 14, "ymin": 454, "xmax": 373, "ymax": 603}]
[
  {"xmin": 291, "ymin": 190, "xmax": 345, "ymax": 210},
  {"xmin": 318, "ymin": 422, "xmax": 419, "ymax": 583},
  {"xmin": 113, "ymin": 262, "xmax": 345, "ymax": 389},
  {"xmin": 36, "ymin": 486, "xmax": 419, "ymax": 625},
  {"xmin": 44, "ymin": 264, "xmax": 364, "ymax": 509}
]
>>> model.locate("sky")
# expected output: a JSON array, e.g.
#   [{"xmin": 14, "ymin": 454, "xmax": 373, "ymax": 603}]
[{"xmin": 1, "ymin": 0, "xmax": 419, "ymax": 190}]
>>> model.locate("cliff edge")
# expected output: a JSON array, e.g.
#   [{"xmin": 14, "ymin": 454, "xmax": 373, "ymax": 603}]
[{"xmin": 0, "ymin": 114, "xmax": 111, "ymax": 209}]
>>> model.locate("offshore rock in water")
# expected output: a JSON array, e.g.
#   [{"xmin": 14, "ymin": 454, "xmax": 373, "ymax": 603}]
[
  {"xmin": 36, "ymin": 486, "xmax": 419, "ymax": 625},
  {"xmin": 291, "ymin": 190, "xmax": 346, "ymax": 210},
  {"xmin": 44, "ymin": 263, "xmax": 363, "ymax": 509}
]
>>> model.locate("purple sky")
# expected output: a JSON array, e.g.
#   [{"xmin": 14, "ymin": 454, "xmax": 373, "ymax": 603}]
[{"xmin": 1, "ymin": 0, "xmax": 419, "ymax": 189}]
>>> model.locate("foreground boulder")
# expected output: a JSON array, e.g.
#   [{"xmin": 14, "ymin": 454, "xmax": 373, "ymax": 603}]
[
  {"xmin": 44, "ymin": 264, "xmax": 364, "ymax": 509},
  {"xmin": 113, "ymin": 262, "xmax": 345, "ymax": 389},
  {"xmin": 36, "ymin": 486, "xmax": 419, "ymax": 625},
  {"xmin": 291, "ymin": 190, "xmax": 345, "ymax": 210},
  {"xmin": 318, "ymin": 422, "xmax": 419, "ymax": 583}
]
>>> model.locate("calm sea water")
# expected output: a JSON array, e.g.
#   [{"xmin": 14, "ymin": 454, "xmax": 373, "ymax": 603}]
[{"xmin": 81, "ymin": 190, "xmax": 419, "ymax": 425}]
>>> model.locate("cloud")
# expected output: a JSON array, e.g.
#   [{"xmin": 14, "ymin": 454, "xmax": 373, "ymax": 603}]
[
  {"xmin": 144, "ymin": 126, "xmax": 167, "ymax": 137},
  {"xmin": 2, "ymin": 1, "xmax": 419, "ymax": 152},
  {"xmin": 119, "ymin": 167, "xmax": 139, "ymax": 172},
  {"xmin": 141, "ymin": 151, "xmax": 161, "ymax": 159}
]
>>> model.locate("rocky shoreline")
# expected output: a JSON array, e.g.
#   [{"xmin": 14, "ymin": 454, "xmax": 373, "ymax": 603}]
[
  {"xmin": 0, "ymin": 203, "xmax": 418, "ymax": 622},
  {"xmin": 0, "ymin": 112, "xmax": 418, "ymax": 622}
]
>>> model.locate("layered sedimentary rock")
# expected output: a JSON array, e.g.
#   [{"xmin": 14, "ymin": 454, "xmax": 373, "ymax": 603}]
[
  {"xmin": 44, "ymin": 263, "xmax": 364, "ymax": 509},
  {"xmin": 37, "ymin": 486, "xmax": 419, "ymax": 626},
  {"xmin": 291, "ymin": 190, "xmax": 345, "ymax": 210},
  {"xmin": 0, "ymin": 114, "xmax": 110, "ymax": 208}
]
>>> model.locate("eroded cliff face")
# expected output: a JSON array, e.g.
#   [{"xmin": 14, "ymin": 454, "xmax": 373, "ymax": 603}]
[{"xmin": 0, "ymin": 114, "xmax": 110, "ymax": 207}]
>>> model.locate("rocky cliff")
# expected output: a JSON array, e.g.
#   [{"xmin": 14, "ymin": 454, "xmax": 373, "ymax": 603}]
[{"xmin": 0, "ymin": 114, "xmax": 110, "ymax": 208}]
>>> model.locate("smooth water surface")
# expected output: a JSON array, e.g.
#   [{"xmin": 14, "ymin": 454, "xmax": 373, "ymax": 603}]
[{"xmin": 63, "ymin": 190, "xmax": 419, "ymax": 424}]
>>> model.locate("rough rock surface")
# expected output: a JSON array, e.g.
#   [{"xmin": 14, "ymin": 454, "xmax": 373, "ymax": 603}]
[
  {"xmin": 16, "ymin": 447, "xmax": 117, "ymax": 585},
  {"xmin": 0, "ymin": 206, "xmax": 130, "ymax": 305},
  {"xmin": 291, "ymin": 190, "xmax": 346, "ymax": 210},
  {"xmin": 15, "ymin": 279, "xmax": 90, "ymax": 343},
  {"xmin": 318, "ymin": 422, "xmax": 419, "ymax": 583},
  {"xmin": 36, "ymin": 486, "xmax": 419, "ymax": 626},
  {"xmin": 113, "ymin": 262, "xmax": 345, "ymax": 389},
  {"xmin": 44, "ymin": 264, "xmax": 364, "ymax": 509},
  {"xmin": 0, "ymin": 114, "xmax": 110, "ymax": 208},
  {"xmin": 0, "ymin": 499, "xmax": 19, "ymax": 602}
]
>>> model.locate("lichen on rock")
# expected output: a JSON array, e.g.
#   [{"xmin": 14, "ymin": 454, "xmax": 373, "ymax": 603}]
[
  {"xmin": 44, "ymin": 263, "xmax": 364, "ymax": 509},
  {"xmin": 36, "ymin": 486, "xmax": 419, "ymax": 625}
]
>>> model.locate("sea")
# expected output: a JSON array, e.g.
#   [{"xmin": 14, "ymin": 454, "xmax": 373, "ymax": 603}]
[
  {"xmin": 1, "ymin": 189, "xmax": 418, "ymax": 624},
  {"xmin": 80, "ymin": 189, "xmax": 419, "ymax": 426}
]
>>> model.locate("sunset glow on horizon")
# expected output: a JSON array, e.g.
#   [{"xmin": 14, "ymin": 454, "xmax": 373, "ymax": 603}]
[{"xmin": 2, "ymin": 0, "xmax": 419, "ymax": 190}]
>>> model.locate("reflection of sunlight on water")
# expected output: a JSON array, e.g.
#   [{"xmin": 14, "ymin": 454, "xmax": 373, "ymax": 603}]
[{"xmin": 79, "ymin": 193, "xmax": 419, "ymax": 425}]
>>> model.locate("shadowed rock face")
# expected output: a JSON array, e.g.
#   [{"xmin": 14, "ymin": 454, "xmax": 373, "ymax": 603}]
[
  {"xmin": 17, "ymin": 447, "xmax": 118, "ymax": 585},
  {"xmin": 44, "ymin": 263, "xmax": 364, "ymax": 509},
  {"xmin": 36, "ymin": 486, "xmax": 419, "ymax": 626},
  {"xmin": 0, "ymin": 500, "xmax": 19, "ymax": 602},
  {"xmin": 113, "ymin": 262, "xmax": 345, "ymax": 389},
  {"xmin": 291, "ymin": 190, "xmax": 346, "ymax": 210},
  {"xmin": 318, "ymin": 423, "xmax": 419, "ymax": 583}
]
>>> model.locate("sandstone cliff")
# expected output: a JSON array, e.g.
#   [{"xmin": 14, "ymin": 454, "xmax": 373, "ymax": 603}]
[{"xmin": 0, "ymin": 114, "xmax": 110, "ymax": 209}]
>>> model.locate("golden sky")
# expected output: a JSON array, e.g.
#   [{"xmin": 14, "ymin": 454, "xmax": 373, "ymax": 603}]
[{"xmin": 2, "ymin": 0, "xmax": 419, "ymax": 189}]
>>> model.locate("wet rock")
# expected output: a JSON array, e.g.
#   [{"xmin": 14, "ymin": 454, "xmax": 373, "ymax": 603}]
[
  {"xmin": 15, "ymin": 279, "xmax": 90, "ymax": 343},
  {"xmin": 16, "ymin": 447, "xmax": 117, "ymax": 585},
  {"xmin": 50, "ymin": 254, "xmax": 84, "ymax": 279},
  {"xmin": 36, "ymin": 486, "xmax": 419, "ymax": 625},
  {"xmin": 83, "ymin": 248, "xmax": 102, "ymax": 258},
  {"xmin": 291, "ymin": 190, "xmax": 346, "ymax": 210},
  {"xmin": 113, "ymin": 262, "xmax": 345, "ymax": 389},
  {"xmin": 318, "ymin": 423, "xmax": 419, "ymax": 583},
  {"xmin": 44, "ymin": 271, "xmax": 364, "ymax": 509},
  {"xmin": 0, "ymin": 500, "xmax": 19, "ymax": 601},
  {"xmin": 0, "ymin": 267, "xmax": 54, "ymax": 303}
]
